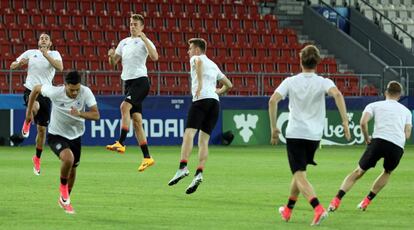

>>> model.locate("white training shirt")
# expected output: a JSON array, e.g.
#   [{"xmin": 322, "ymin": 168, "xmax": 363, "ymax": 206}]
[
  {"xmin": 275, "ymin": 72, "xmax": 336, "ymax": 141},
  {"xmin": 190, "ymin": 54, "xmax": 225, "ymax": 102},
  {"xmin": 41, "ymin": 84, "xmax": 97, "ymax": 140},
  {"xmin": 16, "ymin": 49, "xmax": 62, "ymax": 90},
  {"xmin": 363, "ymin": 100, "xmax": 412, "ymax": 149},
  {"xmin": 115, "ymin": 37, "xmax": 156, "ymax": 81}
]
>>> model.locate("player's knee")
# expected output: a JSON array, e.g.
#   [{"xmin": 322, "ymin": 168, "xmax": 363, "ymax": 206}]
[
  {"xmin": 354, "ymin": 168, "xmax": 365, "ymax": 178},
  {"xmin": 60, "ymin": 150, "xmax": 74, "ymax": 165},
  {"xmin": 37, "ymin": 126, "xmax": 46, "ymax": 135}
]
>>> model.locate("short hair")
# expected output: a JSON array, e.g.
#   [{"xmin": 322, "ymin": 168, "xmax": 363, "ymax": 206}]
[
  {"xmin": 188, "ymin": 38, "xmax": 207, "ymax": 52},
  {"xmin": 65, "ymin": 71, "xmax": 81, "ymax": 85},
  {"xmin": 300, "ymin": 45, "xmax": 321, "ymax": 69},
  {"xmin": 131, "ymin": 14, "xmax": 144, "ymax": 25},
  {"xmin": 386, "ymin": 81, "xmax": 402, "ymax": 96}
]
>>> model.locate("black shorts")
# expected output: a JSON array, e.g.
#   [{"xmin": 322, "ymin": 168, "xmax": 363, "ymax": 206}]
[
  {"xmin": 186, "ymin": 99, "xmax": 220, "ymax": 135},
  {"xmin": 23, "ymin": 88, "xmax": 51, "ymax": 127},
  {"xmin": 286, "ymin": 138, "xmax": 320, "ymax": 174},
  {"xmin": 359, "ymin": 138, "xmax": 404, "ymax": 172},
  {"xmin": 124, "ymin": 77, "xmax": 150, "ymax": 115},
  {"xmin": 48, "ymin": 134, "xmax": 82, "ymax": 167}
]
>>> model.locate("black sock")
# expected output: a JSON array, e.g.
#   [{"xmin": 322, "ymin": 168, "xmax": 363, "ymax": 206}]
[
  {"xmin": 118, "ymin": 127, "xmax": 128, "ymax": 145},
  {"xmin": 287, "ymin": 197, "xmax": 297, "ymax": 209},
  {"xmin": 367, "ymin": 191, "xmax": 376, "ymax": 200},
  {"xmin": 179, "ymin": 160, "xmax": 187, "ymax": 169},
  {"xmin": 310, "ymin": 197, "xmax": 320, "ymax": 209},
  {"xmin": 60, "ymin": 177, "xmax": 68, "ymax": 185},
  {"xmin": 195, "ymin": 167, "xmax": 203, "ymax": 176},
  {"xmin": 336, "ymin": 189, "xmax": 346, "ymax": 200},
  {"xmin": 140, "ymin": 143, "xmax": 150, "ymax": 158},
  {"xmin": 35, "ymin": 147, "xmax": 42, "ymax": 158}
]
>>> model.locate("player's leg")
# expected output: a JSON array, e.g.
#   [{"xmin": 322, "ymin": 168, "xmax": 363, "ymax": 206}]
[
  {"xmin": 328, "ymin": 167, "xmax": 366, "ymax": 211},
  {"xmin": 358, "ymin": 141, "xmax": 403, "ymax": 211},
  {"xmin": 32, "ymin": 125, "xmax": 46, "ymax": 175},
  {"xmin": 67, "ymin": 136, "xmax": 81, "ymax": 195},
  {"xmin": 168, "ymin": 128, "xmax": 196, "ymax": 186},
  {"xmin": 31, "ymin": 96, "xmax": 50, "ymax": 175},
  {"xmin": 185, "ymin": 130, "xmax": 209, "ymax": 194},
  {"xmin": 279, "ymin": 177, "xmax": 299, "ymax": 222},
  {"xmin": 133, "ymin": 112, "xmax": 155, "ymax": 172},
  {"xmin": 106, "ymin": 101, "xmax": 131, "ymax": 153}
]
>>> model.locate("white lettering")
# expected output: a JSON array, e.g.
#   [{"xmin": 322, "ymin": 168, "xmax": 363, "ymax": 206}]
[
  {"xmin": 91, "ymin": 120, "xmax": 105, "ymax": 138},
  {"xmin": 165, "ymin": 119, "xmax": 178, "ymax": 137},
  {"xmin": 150, "ymin": 119, "xmax": 163, "ymax": 137},
  {"xmin": 105, "ymin": 119, "xmax": 119, "ymax": 138}
]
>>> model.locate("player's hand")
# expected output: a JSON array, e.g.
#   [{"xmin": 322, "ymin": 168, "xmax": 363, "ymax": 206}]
[
  {"xmin": 108, "ymin": 48, "xmax": 115, "ymax": 57},
  {"xmin": 365, "ymin": 136, "xmax": 372, "ymax": 145},
  {"xmin": 70, "ymin": 106, "xmax": 81, "ymax": 117},
  {"xmin": 343, "ymin": 122, "xmax": 351, "ymax": 141},
  {"xmin": 195, "ymin": 88, "xmax": 201, "ymax": 98},
  {"xmin": 137, "ymin": 32, "xmax": 147, "ymax": 40},
  {"xmin": 20, "ymin": 58, "xmax": 29, "ymax": 66},
  {"xmin": 270, "ymin": 128, "xmax": 280, "ymax": 145},
  {"xmin": 39, "ymin": 46, "xmax": 48, "ymax": 56}
]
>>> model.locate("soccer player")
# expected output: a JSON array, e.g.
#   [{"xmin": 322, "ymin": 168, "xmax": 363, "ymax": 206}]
[
  {"xmin": 24, "ymin": 71, "xmax": 99, "ymax": 214},
  {"xmin": 268, "ymin": 45, "xmax": 351, "ymax": 225},
  {"xmin": 105, "ymin": 13, "xmax": 159, "ymax": 172},
  {"xmin": 167, "ymin": 38, "xmax": 232, "ymax": 194},
  {"xmin": 10, "ymin": 33, "xmax": 63, "ymax": 175},
  {"xmin": 328, "ymin": 81, "xmax": 412, "ymax": 212}
]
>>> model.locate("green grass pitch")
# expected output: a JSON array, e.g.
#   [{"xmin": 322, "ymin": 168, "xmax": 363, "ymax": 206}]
[{"xmin": 0, "ymin": 145, "xmax": 413, "ymax": 229}]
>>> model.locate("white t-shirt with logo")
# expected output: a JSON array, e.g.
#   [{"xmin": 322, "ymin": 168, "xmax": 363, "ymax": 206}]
[
  {"xmin": 190, "ymin": 54, "xmax": 225, "ymax": 102},
  {"xmin": 363, "ymin": 100, "xmax": 412, "ymax": 149},
  {"xmin": 16, "ymin": 49, "xmax": 62, "ymax": 90},
  {"xmin": 275, "ymin": 72, "xmax": 336, "ymax": 141},
  {"xmin": 115, "ymin": 37, "xmax": 156, "ymax": 81},
  {"xmin": 41, "ymin": 84, "xmax": 97, "ymax": 140}
]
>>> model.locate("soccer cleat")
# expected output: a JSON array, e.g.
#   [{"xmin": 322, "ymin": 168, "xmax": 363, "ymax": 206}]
[
  {"xmin": 21, "ymin": 120, "xmax": 31, "ymax": 138},
  {"xmin": 58, "ymin": 196, "xmax": 75, "ymax": 214},
  {"xmin": 185, "ymin": 173, "xmax": 203, "ymax": 194},
  {"xmin": 168, "ymin": 167, "xmax": 190, "ymax": 186},
  {"xmin": 138, "ymin": 157, "xmax": 155, "ymax": 172},
  {"xmin": 32, "ymin": 155, "xmax": 41, "ymax": 176},
  {"xmin": 311, "ymin": 206, "xmax": 328, "ymax": 226},
  {"xmin": 357, "ymin": 197, "xmax": 371, "ymax": 211},
  {"xmin": 106, "ymin": 141, "xmax": 126, "ymax": 154},
  {"xmin": 60, "ymin": 184, "xmax": 70, "ymax": 203},
  {"xmin": 328, "ymin": 197, "xmax": 341, "ymax": 212},
  {"xmin": 278, "ymin": 206, "xmax": 292, "ymax": 222}
]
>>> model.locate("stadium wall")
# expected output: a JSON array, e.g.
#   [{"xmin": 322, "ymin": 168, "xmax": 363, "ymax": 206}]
[
  {"xmin": 302, "ymin": 5, "xmax": 398, "ymax": 86},
  {"xmin": 2, "ymin": 94, "xmax": 411, "ymax": 146}
]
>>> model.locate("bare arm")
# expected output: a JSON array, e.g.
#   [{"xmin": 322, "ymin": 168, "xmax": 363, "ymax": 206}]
[
  {"xmin": 108, "ymin": 48, "xmax": 122, "ymax": 66},
  {"xmin": 10, "ymin": 58, "xmax": 29, "ymax": 70},
  {"xmin": 195, "ymin": 57, "xmax": 203, "ymax": 98},
  {"xmin": 216, "ymin": 76, "xmax": 233, "ymax": 95},
  {"xmin": 328, "ymin": 87, "xmax": 351, "ymax": 141},
  {"xmin": 139, "ymin": 33, "xmax": 159, "ymax": 61},
  {"xmin": 360, "ymin": 112, "xmax": 372, "ymax": 144},
  {"xmin": 405, "ymin": 124, "xmax": 412, "ymax": 139},
  {"xmin": 70, "ymin": 104, "xmax": 100, "ymax": 120},
  {"xmin": 268, "ymin": 92, "xmax": 283, "ymax": 145},
  {"xmin": 25, "ymin": 85, "xmax": 42, "ymax": 122},
  {"xmin": 40, "ymin": 47, "xmax": 63, "ymax": 71}
]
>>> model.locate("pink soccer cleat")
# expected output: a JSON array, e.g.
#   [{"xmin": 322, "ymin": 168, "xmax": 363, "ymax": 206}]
[
  {"xmin": 278, "ymin": 206, "xmax": 292, "ymax": 222},
  {"xmin": 21, "ymin": 120, "xmax": 31, "ymax": 138},
  {"xmin": 311, "ymin": 205, "xmax": 328, "ymax": 226},
  {"xmin": 328, "ymin": 197, "xmax": 341, "ymax": 212},
  {"xmin": 357, "ymin": 197, "xmax": 371, "ymax": 211},
  {"xmin": 32, "ymin": 156, "xmax": 41, "ymax": 176}
]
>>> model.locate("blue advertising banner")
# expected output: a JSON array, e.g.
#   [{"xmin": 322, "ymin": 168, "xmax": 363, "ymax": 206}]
[
  {"xmin": 313, "ymin": 6, "xmax": 350, "ymax": 33},
  {"xmin": 11, "ymin": 101, "xmax": 223, "ymax": 146}
]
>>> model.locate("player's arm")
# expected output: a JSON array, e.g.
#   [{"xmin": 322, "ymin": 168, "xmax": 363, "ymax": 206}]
[
  {"xmin": 139, "ymin": 33, "xmax": 159, "ymax": 61},
  {"xmin": 404, "ymin": 124, "xmax": 412, "ymax": 139},
  {"xmin": 195, "ymin": 57, "xmax": 203, "ymax": 98},
  {"xmin": 10, "ymin": 58, "xmax": 29, "ymax": 70},
  {"xmin": 359, "ymin": 112, "xmax": 372, "ymax": 144},
  {"xmin": 216, "ymin": 76, "xmax": 233, "ymax": 95},
  {"xmin": 108, "ymin": 48, "xmax": 121, "ymax": 66},
  {"xmin": 70, "ymin": 105, "xmax": 100, "ymax": 120},
  {"xmin": 268, "ymin": 91, "xmax": 283, "ymax": 145},
  {"xmin": 328, "ymin": 87, "xmax": 351, "ymax": 141},
  {"xmin": 40, "ymin": 47, "xmax": 63, "ymax": 71},
  {"xmin": 25, "ymin": 85, "xmax": 42, "ymax": 123}
]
